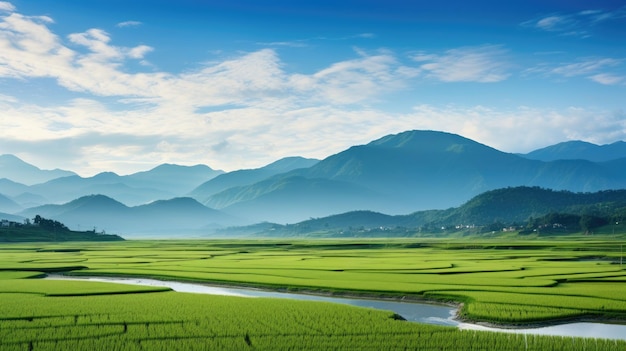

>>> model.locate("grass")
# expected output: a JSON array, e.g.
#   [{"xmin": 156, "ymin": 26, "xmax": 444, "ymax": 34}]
[{"xmin": 1, "ymin": 237, "xmax": 626, "ymax": 350}]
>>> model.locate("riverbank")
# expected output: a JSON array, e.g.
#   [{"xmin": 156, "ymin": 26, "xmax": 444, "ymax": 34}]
[{"xmin": 46, "ymin": 273, "xmax": 626, "ymax": 341}]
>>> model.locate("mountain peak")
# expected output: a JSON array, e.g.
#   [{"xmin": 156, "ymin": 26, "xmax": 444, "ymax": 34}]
[
  {"xmin": 0, "ymin": 154, "xmax": 76, "ymax": 185},
  {"xmin": 368, "ymin": 130, "xmax": 487, "ymax": 152},
  {"xmin": 523, "ymin": 140, "xmax": 626, "ymax": 162},
  {"xmin": 67, "ymin": 194, "xmax": 128, "ymax": 208}
]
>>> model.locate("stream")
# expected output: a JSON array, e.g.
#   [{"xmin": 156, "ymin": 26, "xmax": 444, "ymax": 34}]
[{"xmin": 45, "ymin": 275, "xmax": 626, "ymax": 341}]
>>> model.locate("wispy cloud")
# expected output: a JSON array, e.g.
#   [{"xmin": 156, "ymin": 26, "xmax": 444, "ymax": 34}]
[
  {"xmin": 522, "ymin": 6, "xmax": 626, "ymax": 38},
  {"xmin": 551, "ymin": 58, "xmax": 621, "ymax": 77},
  {"xmin": 406, "ymin": 105, "xmax": 626, "ymax": 153},
  {"xmin": 256, "ymin": 40, "xmax": 308, "ymax": 48},
  {"xmin": 589, "ymin": 73, "xmax": 624, "ymax": 85},
  {"xmin": 256, "ymin": 33, "xmax": 375, "ymax": 48},
  {"xmin": 526, "ymin": 57, "xmax": 624, "ymax": 85},
  {"xmin": 414, "ymin": 45, "xmax": 510, "ymax": 83},
  {"xmin": 290, "ymin": 49, "xmax": 416, "ymax": 104},
  {"xmin": 0, "ymin": 1, "xmax": 15, "ymax": 12},
  {"xmin": 116, "ymin": 20, "xmax": 142, "ymax": 28}
]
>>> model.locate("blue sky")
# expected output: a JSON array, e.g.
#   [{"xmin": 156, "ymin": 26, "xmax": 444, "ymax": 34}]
[{"xmin": 1, "ymin": 1, "xmax": 625, "ymax": 176}]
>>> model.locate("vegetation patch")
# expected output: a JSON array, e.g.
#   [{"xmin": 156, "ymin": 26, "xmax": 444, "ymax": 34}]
[{"xmin": 1, "ymin": 238, "xmax": 626, "ymax": 350}]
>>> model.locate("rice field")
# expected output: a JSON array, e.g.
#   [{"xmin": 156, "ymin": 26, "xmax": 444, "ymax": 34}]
[{"xmin": 1, "ymin": 237, "xmax": 625, "ymax": 350}]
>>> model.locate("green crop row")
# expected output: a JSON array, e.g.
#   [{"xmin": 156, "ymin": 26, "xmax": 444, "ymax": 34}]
[
  {"xmin": 1, "ymin": 238, "xmax": 625, "ymax": 327},
  {"xmin": 1, "ymin": 290, "xmax": 625, "ymax": 351}
]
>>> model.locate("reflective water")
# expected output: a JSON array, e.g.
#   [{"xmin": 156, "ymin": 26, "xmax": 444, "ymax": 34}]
[{"xmin": 45, "ymin": 275, "xmax": 626, "ymax": 341}]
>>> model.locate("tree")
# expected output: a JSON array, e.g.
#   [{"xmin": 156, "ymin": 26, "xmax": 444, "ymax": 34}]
[{"xmin": 32, "ymin": 215, "xmax": 69, "ymax": 232}]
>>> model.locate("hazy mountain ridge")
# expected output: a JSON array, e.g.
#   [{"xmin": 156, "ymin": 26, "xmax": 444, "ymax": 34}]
[
  {"xmin": 2, "ymin": 130, "xmax": 626, "ymax": 234},
  {"xmin": 0, "ymin": 154, "xmax": 76, "ymax": 185},
  {"xmin": 189, "ymin": 156, "xmax": 319, "ymax": 202},
  {"xmin": 521, "ymin": 140, "xmax": 626, "ymax": 162},
  {"xmin": 18, "ymin": 194, "xmax": 239, "ymax": 237},
  {"xmin": 0, "ymin": 193, "xmax": 22, "ymax": 213},
  {"xmin": 1, "ymin": 162, "xmax": 224, "ymax": 207},
  {"xmin": 213, "ymin": 175, "xmax": 388, "ymax": 223}
]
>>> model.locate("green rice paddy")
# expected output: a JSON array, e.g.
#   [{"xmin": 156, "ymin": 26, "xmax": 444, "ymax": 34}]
[{"xmin": 1, "ymin": 237, "xmax": 625, "ymax": 350}]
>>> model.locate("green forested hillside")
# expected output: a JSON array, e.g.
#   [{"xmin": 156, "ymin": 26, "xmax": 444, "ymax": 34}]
[{"xmin": 242, "ymin": 187, "xmax": 626, "ymax": 237}]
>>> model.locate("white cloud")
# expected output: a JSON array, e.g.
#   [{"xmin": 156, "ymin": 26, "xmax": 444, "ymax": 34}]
[
  {"xmin": 291, "ymin": 50, "xmax": 415, "ymax": 104},
  {"xmin": 0, "ymin": 6, "xmax": 624, "ymax": 176},
  {"xmin": 415, "ymin": 45, "xmax": 510, "ymax": 83},
  {"xmin": 116, "ymin": 21, "xmax": 142, "ymax": 28},
  {"xmin": 128, "ymin": 45, "xmax": 153, "ymax": 59},
  {"xmin": 589, "ymin": 73, "xmax": 624, "ymax": 85},
  {"xmin": 522, "ymin": 7, "xmax": 626, "ymax": 38},
  {"xmin": 0, "ymin": 1, "xmax": 15, "ymax": 12},
  {"xmin": 551, "ymin": 58, "xmax": 621, "ymax": 77},
  {"xmin": 256, "ymin": 40, "xmax": 308, "ymax": 48},
  {"xmin": 527, "ymin": 57, "xmax": 624, "ymax": 85},
  {"xmin": 535, "ymin": 15, "xmax": 571, "ymax": 31}
]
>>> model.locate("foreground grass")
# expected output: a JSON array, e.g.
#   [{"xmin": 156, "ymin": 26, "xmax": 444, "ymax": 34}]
[
  {"xmin": 1, "ymin": 287, "xmax": 625, "ymax": 350},
  {"xmin": 1, "ymin": 237, "xmax": 626, "ymax": 350}
]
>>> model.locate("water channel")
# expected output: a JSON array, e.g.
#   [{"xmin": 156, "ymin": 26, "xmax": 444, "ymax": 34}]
[{"xmin": 45, "ymin": 275, "xmax": 626, "ymax": 341}]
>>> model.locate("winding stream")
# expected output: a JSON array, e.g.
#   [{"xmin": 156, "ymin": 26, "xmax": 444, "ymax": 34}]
[{"xmin": 45, "ymin": 275, "xmax": 626, "ymax": 341}]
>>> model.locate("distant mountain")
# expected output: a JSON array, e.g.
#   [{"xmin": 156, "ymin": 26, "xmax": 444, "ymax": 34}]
[
  {"xmin": 0, "ymin": 159, "xmax": 223, "ymax": 207},
  {"xmin": 5, "ymin": 131, "xmax": 626, "ymax": 231},
  {"xmin": 19, "ymin": 194, "xmax": 239, "ymax": 236},
  {"xmin": 522, "ymin": 140, "xmax": 626, "ymax": 162},
  {"xmin": 212, "ymin": 175, "xmax": 386, "ymax": 223},
  {"xmin": 202, "ymin": 130, "xmax": 626, "ymax": 223},
  {"xmin": 248, "ymin": 187, "xmax": 626, "ymax": 237},
  {"xmin": 28, "ymin": 173, "xmax": 175, "ymax": 206},
  {"xmin": 11, "ymin": 192, "xmax": 49, "ymax": 208},
  {"xmin": 190, "ymin": 157, "xmax": 319, "ymax": 202},
  {"xmin": 0, "ymin": 212, "xmax": 24, "ymax": 222},
  {"xmin": 0, "ymin": 154, "xmax": 76, "ymax": 185},
  {"xmin": 12, "ymin": 164, "xmax": 224, "ymax": 207},
  {"xmin": 0, "ymin": 178, "xmax": 30, "ymax": 197},
  {"xmin": 0, "ymin": 194, "xmax": 22, "ymax": 214},
  {"xmin": 125, "ymin": 163, "xmax": 224, "ymax": 195}
]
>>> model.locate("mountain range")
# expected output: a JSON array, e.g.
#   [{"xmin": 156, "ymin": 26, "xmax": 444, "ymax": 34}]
[
  {"xmin": 191, "ymin": 131, "xmax": 626, "ymax": 223},
  {"xmin": 18, "ymin": 195, "xmax": 239, "ymax": 236},
  {"xmin": 2, "ymin": 130, "xmax": 626, "ymax": 236},
  {"xmin": 227, "ymin": 186, "xmax": 626, "ymax": 237}
]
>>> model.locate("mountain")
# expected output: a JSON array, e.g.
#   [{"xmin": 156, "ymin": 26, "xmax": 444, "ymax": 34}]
[
  {"xmin": 28, "ymin": 173, "xmax": 175, "ymax": 206},
  {"xmin": 18, "ymin": 164, "xmax": 224, "ymax": 207},
  {"xmin": 0, "ymin": 212, "xmax": 24, "ymax": 222},
  {"xmin": 0, "ymin": 194, "xmax": 22, "ymax": 214},
  {"xmin": 201, "ymin": 130, "xmax": 626, "ymax": 223},
  {"xmin": 212, "ymin": 175, "xmax": 386, "ymax": 223},
  {"xmin": 19, "ymin": 194, "xmax": 239, "ymax": 236},
  {"xmin": 125, "ymin": 163, "xmax": 224, "ymax": 195},
  {"xmin": 190, "ymin": 157, "xmax": 318, "ymax": 202},
  {"xmin": 0, "ymin": 154, "xmax": 76, "ymax": 185},
  {"xmin": 0, "ymin": 178, "xmax": 30, "ymax": 197},
  {"xmin": 246, "ymin": 187, "xmax": 626, "ymax": 237},
  {"xmin": 10, "ymin": 192, "xmax": 49, "ymax": 208},
  {"xmin": 522, "ymin": 141, "xmax": 626, "ymax": 162},
  {"xmin": 133, "ymin": 197, "xmax": 238, "ymax": 234},
  {"xmin": 5, "ymin": 130, "xmax": 626, "ymax": 231}
]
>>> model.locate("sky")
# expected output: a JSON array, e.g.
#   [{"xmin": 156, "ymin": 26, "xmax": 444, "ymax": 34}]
[{"xmin": 0, "ymin": 0, "xmax": 625, "ymax": 176}]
